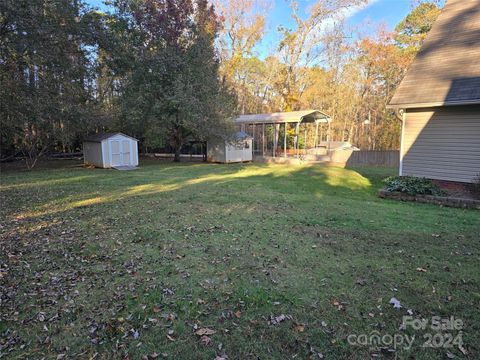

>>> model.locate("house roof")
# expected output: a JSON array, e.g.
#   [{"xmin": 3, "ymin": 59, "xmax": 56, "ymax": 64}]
[
  {"xmin": 389, "ymin": 0, "xmax": 480, "ymax": 109},
  {"xmin": 235, "ymin": 110, "xmax": 331, "ymax": 124},
  {"xmin": 84, "ymin": 132, "xmax": 138, "ymax": 143}
]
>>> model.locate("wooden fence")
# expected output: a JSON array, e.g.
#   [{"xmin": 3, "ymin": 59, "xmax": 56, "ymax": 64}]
[{"xmin": 345, "ymin": 150, "xmax": 399, "ymax": 167}]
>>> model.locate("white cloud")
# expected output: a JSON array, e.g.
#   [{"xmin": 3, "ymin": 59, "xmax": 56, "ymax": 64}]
[
  {"xmin": 313, "ymin": 0, "xmax": 382, "ymax": 34},
  {"xmin": 343, "ymin": 0, "xmax": 382, "ymax": 20}
]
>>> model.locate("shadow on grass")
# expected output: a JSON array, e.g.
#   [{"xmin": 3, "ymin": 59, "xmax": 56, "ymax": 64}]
[{"xmin": 7, "ymin": 163, "xmax": 374, "ymax": 222}]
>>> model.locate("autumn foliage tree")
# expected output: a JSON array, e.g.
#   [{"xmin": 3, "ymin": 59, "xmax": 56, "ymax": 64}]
[
  {"xmin": 0, "ymin": 0, "xmax": 443, "ymax": 164},
  {"xmin": 217, "ymin": 0, "xmax": 442, "ymax": 150}
]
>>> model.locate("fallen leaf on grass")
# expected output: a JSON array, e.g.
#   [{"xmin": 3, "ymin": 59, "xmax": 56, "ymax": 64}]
[
  {"xmin": 195, "ymin": 328, "xmax": 216, "ymax": 336},
  {"xmin": 269, "ymin": 314, "xmax": 288, "ymax": 325},
  {"xmin": 142, "ymin": 353, "xmax": 159, "ymax": 360},
  {"xmin": 166, "ymin": 334, "xmax": 175, "ymax": 341},
  {"xmin": 332, "ymin": 300, "xmax": 344, "ymax": 310},
  {"xmin": 234, "ymin": 311, "xmax": 241, "ymax": 319},
  {"xmin": 458, "ymin": 345, "xmax": 468, "ymax": 355},
  {"xmin": 416, "ymin": 267, "xmax": 427, "ymax": 272},
  {"xmin": 161, "ymin": 313, "xmax": 176, "ymax": 321},
  {"xmin": 309, "ymin": 345, "xmax": 324, "ymax": 359},
  {"xmin": 389, "ymin": 297, "xmax": 402, "ymax": 309},
  {"xmin": 200, "ymin": 335, "xmax": 212, "ymax": 346},
  {"xmin": 356, "ymin": 278, "xmax": 367, "ymax": 286},
  {"xmin": 162, "ymin": 287, "xmax": 175, "ymax": 296},
  {"xmin": 38, "ymin": 312, "xmax": 46, "ymax": 322},
  {"xmin": 293, "ymin": 323, "xmax": 305, "ymax": 332}
]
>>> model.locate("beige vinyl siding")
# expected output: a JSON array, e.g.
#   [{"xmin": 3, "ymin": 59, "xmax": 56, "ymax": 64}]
[{"xmin": 402, "ymin": 105, "xmax": 480, "ymax": 183}]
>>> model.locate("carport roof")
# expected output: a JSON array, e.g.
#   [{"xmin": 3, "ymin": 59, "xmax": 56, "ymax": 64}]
[{"xmin": 235, "ymin": 110, "xmax": 331, "ymax": 124}]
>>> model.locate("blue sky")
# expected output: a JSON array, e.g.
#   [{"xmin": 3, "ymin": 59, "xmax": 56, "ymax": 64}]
[
  {"xmin": 258, "ymin": 0, "xmax": 414, "ymax": 54},
  {"xmin": 86, "ymin": 0, "xmax": 415, "ymax": 56}
]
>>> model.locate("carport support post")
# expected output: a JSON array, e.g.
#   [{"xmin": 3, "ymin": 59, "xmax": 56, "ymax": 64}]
[
  {"xmin": 274, "ymin": 123, "xmax": 280, "ymax": 157},
  {"xmin": 262, "ymin": 123, "xmax": 265, "ymax": 157},
  {"xmin": 252, "ymin": 124, "xmax": 255, "ymax": 153},
  {"xmin": 314, "ymin": 121, "xmax": 319, "ymax": 155},
  {"xmin": 295, "ymin": 122, "xmax": 300, "ymax": 157},
  {"xmin": 284, "ymin": 123, "xmax": 287, "ymax": 158},
  {"xmin": 273, "ymin": 124, "xmax": 277, "ymax": 158},
  {"xmin": 327, "ymin": 121, "xmax": 331, "ymax": 153},
  {"xmin": 304, "ymin": 126, "xmax": 307, "ymax": 155}
]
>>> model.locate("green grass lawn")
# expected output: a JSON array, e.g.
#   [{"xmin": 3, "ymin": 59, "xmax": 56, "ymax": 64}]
[{"xmin": 1, "ymin": 160, "xmax": 479, "ymax": 359}]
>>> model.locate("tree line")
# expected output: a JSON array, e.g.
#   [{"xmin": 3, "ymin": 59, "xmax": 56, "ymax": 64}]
[
  {"xmin": 0, "ymin": 0, "xmax": 441, "ymax": 166},
  {"xmin": 215, "ymin": 0, "xmax": 441, "ymax": 150}
]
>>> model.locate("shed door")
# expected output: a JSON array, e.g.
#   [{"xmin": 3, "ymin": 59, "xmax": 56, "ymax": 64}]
[
  {"xmin": 110, "ymin": 139, "xmax": 131, "ymax": 166},
  {"xmin": 122, "ymin": 140, "xmax": 131, "ymax": 165},
  {"xmin": 110, "ymin": 140, "xmax": 121, "ymax": 166}
]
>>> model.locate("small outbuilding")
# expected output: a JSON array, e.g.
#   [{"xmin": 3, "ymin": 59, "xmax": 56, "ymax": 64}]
[
  {"xmin": 83, "ymin": 132, "xmax": 139, "ymax": 168},
  {"xmin": 207, "ymin": 131, "xmax": 253, "ymax": 163}
]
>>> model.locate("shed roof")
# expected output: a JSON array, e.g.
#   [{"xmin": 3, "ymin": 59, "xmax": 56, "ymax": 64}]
[
  {"xmin": 235, "ymin": 110, "xmax": 331, "ymax": 124},
  {"xmin": 389, "ymin": 0, "xmax": 480, "ymax": 109},
  {"xmin": 231, "ymin": 131, "xmax": 253, "ymax": 140},
  {"xmin": 84, "ymin": 132, "xmax": 138, "ymax": 143}
]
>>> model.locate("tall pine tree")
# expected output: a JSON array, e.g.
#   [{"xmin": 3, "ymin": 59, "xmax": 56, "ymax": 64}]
[{"xmin": 0, "ymin": 0, "xmax": 101, "ymax": 166}]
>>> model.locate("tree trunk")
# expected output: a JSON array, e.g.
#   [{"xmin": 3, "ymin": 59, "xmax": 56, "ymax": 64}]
[
  {"xmin": 172, "ymin": 114, "xmax": 183, "ymax": 162},
  {"xmin": 173, "ymin": 147, "xmax": 181, "ymax": 162}
]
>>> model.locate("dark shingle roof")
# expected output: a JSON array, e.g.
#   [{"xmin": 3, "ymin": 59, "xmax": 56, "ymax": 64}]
[
  {"xmin": 232, "ymin": 131, "xmax": 253, "ymax": 140},
  {"xmin": 389, "ymin": 0, "xmax": 480, "ymax": 108},
  {"xmin": 84, "ymin": 132, "xmax": 138, "ymax": 143}
]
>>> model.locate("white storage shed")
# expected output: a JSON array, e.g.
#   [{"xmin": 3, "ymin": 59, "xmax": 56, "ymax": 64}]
[
  {"xmin": 207, "ymin": 131, "xmax": 253, "ymax": 163},
  {"xmin": 83, "ymin": 132, "xmax": 139, "ymax": 168}
]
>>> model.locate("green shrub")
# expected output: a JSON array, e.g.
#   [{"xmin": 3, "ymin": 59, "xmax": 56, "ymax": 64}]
[{"xmin": 383, "ymin": 176, "xmax": 446, "ymax": 196}]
